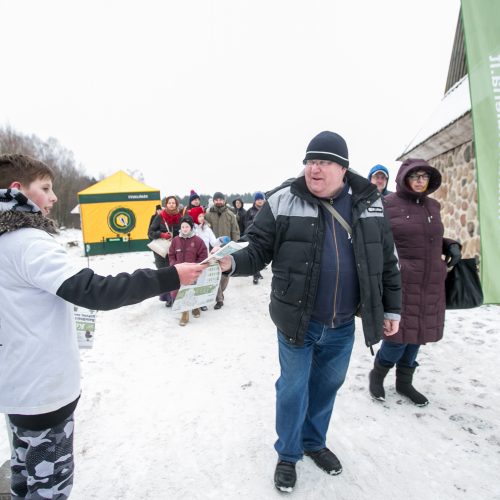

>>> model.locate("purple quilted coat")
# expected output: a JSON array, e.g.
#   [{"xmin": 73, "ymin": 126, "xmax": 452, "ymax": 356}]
[{"xmin": 383, "ymin": 159, "xmax": 450, "ymax": 345}]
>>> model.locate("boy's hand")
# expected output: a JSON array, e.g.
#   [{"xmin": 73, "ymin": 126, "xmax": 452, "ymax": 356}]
[{"xmin": 175, "ymin": 262, "xmax": 208, "ymax": 285}]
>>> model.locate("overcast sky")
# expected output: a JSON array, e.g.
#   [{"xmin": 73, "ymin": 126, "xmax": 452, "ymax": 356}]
[{"xmin": 0, "ymin": 0, "xmax": 460, "ymax": 198}]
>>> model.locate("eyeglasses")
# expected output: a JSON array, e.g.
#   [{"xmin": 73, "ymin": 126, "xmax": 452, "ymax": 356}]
[
  {"xmin": 408, "ymin": 173, "xmax": 430, "ymax": 182},
  {"xmin": 305, "ymin": 160, "xmax": 335, "ymax": 167}
]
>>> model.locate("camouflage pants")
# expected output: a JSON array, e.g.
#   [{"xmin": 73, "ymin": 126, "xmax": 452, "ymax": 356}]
[{"xmin": 9, "ymin": 414, "xmax": 74, "ymax": 499}]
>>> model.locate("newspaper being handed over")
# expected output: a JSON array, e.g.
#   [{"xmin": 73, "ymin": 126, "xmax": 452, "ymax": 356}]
[
  {"xmin": 199, "ymin": 240, "xmax": 249, "ymax": 264},
  {"xmin": 172, "ymin": 241, "xmax": 248, "ymax": 311},
  {"xmin": 172, "ymin": 262, "xmax": 221, "ymax": 311}
]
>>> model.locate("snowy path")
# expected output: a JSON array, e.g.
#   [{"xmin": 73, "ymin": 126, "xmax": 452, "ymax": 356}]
[{"xmin": 1, "ymin": 234, "xmax": 499, "ymax": 499}]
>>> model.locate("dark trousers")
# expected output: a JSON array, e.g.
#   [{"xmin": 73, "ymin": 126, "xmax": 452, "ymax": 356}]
[{"xmin": 377, "ymin": 340, "xmax": 420, "ymax": 368}]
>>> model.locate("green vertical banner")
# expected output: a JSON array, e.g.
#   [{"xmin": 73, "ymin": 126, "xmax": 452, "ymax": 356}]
[{"xmin": 461, "ymin": 0, "xmax": 500, "ymax": 303}]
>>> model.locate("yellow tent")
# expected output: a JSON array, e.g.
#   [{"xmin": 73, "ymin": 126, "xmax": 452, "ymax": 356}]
[{"xmin": 78, "ymin": 170, "xmax": 161, "ymax": 256}]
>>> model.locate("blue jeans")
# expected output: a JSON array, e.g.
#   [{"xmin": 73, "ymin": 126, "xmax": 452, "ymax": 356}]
[
  {"xmin": 377, "ymin": 340, "xmax": 420, "ymax": 368},
  {"xmin": 274, "ymin": 319, "xmax": 355, "ymax": 463}
]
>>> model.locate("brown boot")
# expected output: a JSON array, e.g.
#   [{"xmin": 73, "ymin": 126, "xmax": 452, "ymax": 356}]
[
  {"xmin": 192, "ymin": 308, "xmax": 201, "ymax": 318},
  {"xmin": 179, "ymin": 311, "xmax": 189, "ymax": 326}
]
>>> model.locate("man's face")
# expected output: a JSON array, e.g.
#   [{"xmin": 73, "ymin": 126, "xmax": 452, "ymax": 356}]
[
  {"xmin": 304, "ymin": 160, "xmax": 346, "ymax": 198},
  {"xmin": 214, "ymin": 197, "xmax": 225, "ymax": 208},
  {"xmin": 14, "ymin": 176, "xmax": 57, "ymax": 216},
  {"xmin": 370, "ymin": 172, "xmax": 388, "ymax": 193},
  {"xmin": 255, "ymin": 199, "xmax": 265, "ymax": 208}
]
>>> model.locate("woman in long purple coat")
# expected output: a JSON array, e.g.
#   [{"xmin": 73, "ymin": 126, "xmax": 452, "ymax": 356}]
[{"xmin": 369, "ymin": 158, "xmax": 461, "ymax": 406}]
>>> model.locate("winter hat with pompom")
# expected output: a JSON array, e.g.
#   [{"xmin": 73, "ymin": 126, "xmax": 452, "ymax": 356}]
[{"xmin": 189, "ymin": 190, "xmax": 200, "ymax": 203}]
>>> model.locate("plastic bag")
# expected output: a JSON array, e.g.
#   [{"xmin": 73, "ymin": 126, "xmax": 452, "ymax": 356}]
[{"xmin": 445, "ymin": 258, "xmax": 483, "ymax": 309}]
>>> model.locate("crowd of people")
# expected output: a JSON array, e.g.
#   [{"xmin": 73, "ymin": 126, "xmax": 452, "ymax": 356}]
[
  {"xmin": 0, "ymin": 129, "xmax": 466, "ymax": 497},
  {"xmin": 147, "ymin": 189, "xmax": 268, "ymax": 325}
]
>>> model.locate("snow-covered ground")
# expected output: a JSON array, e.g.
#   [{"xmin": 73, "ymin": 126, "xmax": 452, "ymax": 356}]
[{"xmin": 2, "ymin": 229, "xmax": 500, "ymax": 499}]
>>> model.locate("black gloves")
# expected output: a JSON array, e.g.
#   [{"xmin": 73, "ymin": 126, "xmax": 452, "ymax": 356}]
[{"xmin": 445, "ymin": 243, "xmax": 461, "ymax": 268}]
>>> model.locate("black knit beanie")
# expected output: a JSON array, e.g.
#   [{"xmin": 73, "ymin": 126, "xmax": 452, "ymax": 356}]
[
  {"xmin": 213, "ymin": 191, "xmax": 225, "ymax": 201},
  {"xmin": 179, "ymin": 215, "xmax": 194, "ymax": 229},
  {"xmin": 303, "ymin": 131, "xmax": 349, "ymax": 168}
]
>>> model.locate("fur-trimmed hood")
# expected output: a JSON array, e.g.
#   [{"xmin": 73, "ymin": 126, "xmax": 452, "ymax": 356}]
[{"xmin": 0, "ymin": 188, "xmax": 58, "ymax": 235}]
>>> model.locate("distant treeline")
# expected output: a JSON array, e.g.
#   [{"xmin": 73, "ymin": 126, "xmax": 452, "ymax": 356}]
[
  {"xmin": 0, "ymin": 125, "xmax": 259, "ymax": 228},
  {"xmin": 175, "ymin": 193, "xmax": 257, "ymax": 207}
]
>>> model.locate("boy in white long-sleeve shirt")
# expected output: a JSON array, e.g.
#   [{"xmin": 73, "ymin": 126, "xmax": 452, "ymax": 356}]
[{"xmin": 0, "ymin": 154, "xmax": 206, "ymax": 499}]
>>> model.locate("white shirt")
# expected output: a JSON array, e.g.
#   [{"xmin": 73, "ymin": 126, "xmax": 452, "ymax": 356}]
[
  {"xmin": 194, "ymin": 222, "xmax": 218, "ymax": 251},
  {"xmin": 0, "ymin": 228, "xmax": 82, "ymax": 414}
]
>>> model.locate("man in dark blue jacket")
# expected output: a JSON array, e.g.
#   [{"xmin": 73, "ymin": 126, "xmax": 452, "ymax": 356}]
[{"xmin": 219, "ymin": 131, "xmax": 401, "ymax": 493}]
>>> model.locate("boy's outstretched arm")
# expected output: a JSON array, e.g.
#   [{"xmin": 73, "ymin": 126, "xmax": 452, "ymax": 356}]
[{"xmin": 56, "ymin": 263, "xmax": 207, "ymax": 311}]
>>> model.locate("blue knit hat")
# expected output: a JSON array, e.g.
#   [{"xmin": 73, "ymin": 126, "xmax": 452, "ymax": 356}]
[
  {"xmin": 367, "ymin": 164, "xmax": 389, "ymax": 180},
  {"xmin": 254, "ymin": 191, "xmax": 265, "ymax": 202}
]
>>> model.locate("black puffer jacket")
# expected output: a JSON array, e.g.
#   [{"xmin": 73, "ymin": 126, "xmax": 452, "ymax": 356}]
[{"xmin": 232, "ymin": 171, "xmax": 401, "ymax": 347}]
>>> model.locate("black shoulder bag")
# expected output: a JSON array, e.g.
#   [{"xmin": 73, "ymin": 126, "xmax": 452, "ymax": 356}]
[{"xmin": 445, "ymin": 258, "xmax": 483, "ymax": 309}]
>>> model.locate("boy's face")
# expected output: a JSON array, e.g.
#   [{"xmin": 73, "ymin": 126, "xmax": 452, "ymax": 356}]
[
  {"xmin": 180, "ymin": 222, "xmax": 192, "ymax": 234},
  {"xmin": 11, "ymin": 176, "xmax": 57, "ymax": 216}
]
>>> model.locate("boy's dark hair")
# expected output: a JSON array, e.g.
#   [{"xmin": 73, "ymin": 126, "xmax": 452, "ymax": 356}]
[{"xmin": 0, "ymin": 154, "xmax": 55, "ymax": 188}]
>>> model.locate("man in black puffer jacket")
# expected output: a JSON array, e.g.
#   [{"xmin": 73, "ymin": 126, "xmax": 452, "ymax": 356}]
[{"xmin": 219, "ymin": 131, "xmax": 401, "ymax": 493}]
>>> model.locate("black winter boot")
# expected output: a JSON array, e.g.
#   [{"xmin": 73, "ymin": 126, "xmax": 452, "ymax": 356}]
[
  {"xmin": 369, "ymin": 359, "xmax": 392, "ymax": 401},
  {"xmin": 274, "ymin": 461, "xmax": 296, "ymax": 492},
  {"xmin": 395, "ymin": 365, "xmax": 429, "ymax": 406}
]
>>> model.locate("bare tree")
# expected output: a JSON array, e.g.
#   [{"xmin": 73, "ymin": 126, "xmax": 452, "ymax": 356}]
[{"xmin": 0, "ymin": 125, "xmax": 95, "ymax": 228}]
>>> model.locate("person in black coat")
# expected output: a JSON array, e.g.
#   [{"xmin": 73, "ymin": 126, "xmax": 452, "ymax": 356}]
[
  {"xmin": 243, "ymin": 191, "xmax": 266, "ymax": 284},
  {"xmin": 231, "ymin": 197, "xmax": 246, "ymax": 235},
  {"xmin": 218, "ymin": 131, "xmax": 401, "ymax": 493}
]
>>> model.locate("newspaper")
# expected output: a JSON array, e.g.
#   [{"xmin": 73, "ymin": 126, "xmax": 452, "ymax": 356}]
[
  {"xmin": 199, "ymin": 240, "xmax": 248, "ymax": 264},
  {"xmin": 74, "ymin": 306, "xmax": 97, "ymax": 349},
  {"xmin": 172, "ymin": 262, "xmax": 221, "ymax": 311},
  {"xmin": 172, "ymin": 240, "xmax": 248, "ymax": 311}
]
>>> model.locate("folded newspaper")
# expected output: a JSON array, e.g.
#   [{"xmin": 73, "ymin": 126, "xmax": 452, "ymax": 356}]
[
  {"xmin": 74, "ymin": 305, "xmax": 97, "ymax": 349},
  {"xmin": 172, "ymin": 241, "xmax": 249, "ymax": 311},
  {"xmin": 199, "ymin": 240, "xmax": 249, "ymax": 264}
]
